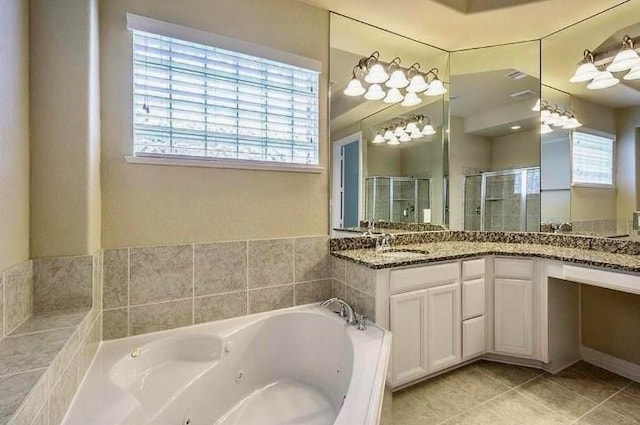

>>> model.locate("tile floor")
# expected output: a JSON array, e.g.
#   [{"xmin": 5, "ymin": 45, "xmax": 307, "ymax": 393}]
[{"xmin": 393, "ymin": 360, "xmax": 640, "ymax": 424}]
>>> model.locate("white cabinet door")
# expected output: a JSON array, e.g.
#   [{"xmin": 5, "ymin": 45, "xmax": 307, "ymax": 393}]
[
  {"xmin": 390, "ymin": 290, "xmax": 429, "ymax": 385},
  {"xmin": 427, "ymin": 282, "xmax": 461, "ymax": 372},
  {"xmin": 494, "ymin": 278, "xmax": 534, "ymax": 357},
  {"xmin": 463, "ymin": 316, "xmax": 485, "ymax": 359}
]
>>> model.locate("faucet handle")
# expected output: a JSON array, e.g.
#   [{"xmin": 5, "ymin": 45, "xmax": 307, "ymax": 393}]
[{"xmin": 356, "ymin": 314, "xmax": 367, "ymax": 331}]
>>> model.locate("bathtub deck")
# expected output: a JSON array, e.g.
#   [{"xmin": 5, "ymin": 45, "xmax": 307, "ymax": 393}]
[{"xmin": 214, "ymin": 380, "xmax": 337, "ymax": 425}]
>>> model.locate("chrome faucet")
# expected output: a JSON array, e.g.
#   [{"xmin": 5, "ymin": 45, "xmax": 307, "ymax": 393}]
[
  {"xmin": 321, "ymin": 298, "xmax": 358, "ymax": 325},
  {"xmin": 362, "ymin": 220, "xmax": 376, "ymax": 237},
  {"xmin": 376, "ymin": 233, "xmax": 395, "ymax": 252}
]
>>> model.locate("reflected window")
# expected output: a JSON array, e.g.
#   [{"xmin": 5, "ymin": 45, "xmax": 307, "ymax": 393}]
[{"xmin": 571, "ymin": 132, "xmax": 615, "ymax": 187}]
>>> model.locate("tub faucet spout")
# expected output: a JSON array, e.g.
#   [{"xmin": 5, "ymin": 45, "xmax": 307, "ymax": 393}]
[{"xmin": 321, "ymin": 298, "xmax": 358, "ymax": 325}]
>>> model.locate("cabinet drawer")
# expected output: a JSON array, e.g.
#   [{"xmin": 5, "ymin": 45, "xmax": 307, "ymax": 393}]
[
  {"xmin": 463, "ymin": 258, "xmax": 485, "ymax": 280},
  {"xmin": 390, "ymin": 262, "xmax": 459, "ymax": 294},
  {"xmin": 463, "ymin": 316, "xmax": 485, "ymax": 359},
  {"xmin": 463, "ymin": 278, "xmax": 485, "ymax": 319},
  {"xmin": 494, "ymin": 258, "xmax": 534, "ymax": 279}
]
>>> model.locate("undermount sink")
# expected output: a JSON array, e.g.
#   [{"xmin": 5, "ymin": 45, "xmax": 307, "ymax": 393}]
[{"xmin": 381, "ymin": 250, "xmax": 429, "ymax": 259}]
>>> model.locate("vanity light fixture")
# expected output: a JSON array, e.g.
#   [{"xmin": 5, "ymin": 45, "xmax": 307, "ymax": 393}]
[
  {"xmin": 371, "ymin": 114, "xmax": 437, "ymax": 145},
  {"xmin": 372, "ymin": 134, "xmax": 386, "ymax": 144},
  {"xmin": 571, "ymin": 35, "xmax": 640, "ymax": 89},
  {"xmin": 343, "ymin": 52, "xmax": 446, "ymax": 106},
  {"xmin": 531, "ymin": 99, "xmax": 541, "ymax": 112},
  {"xmin": 540, "ymin": 123, "xmax": 554, "ymax": 135}
]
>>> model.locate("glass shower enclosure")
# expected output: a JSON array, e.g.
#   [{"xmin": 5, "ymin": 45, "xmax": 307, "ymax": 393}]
[
  {"xmin": 464, "ymin": 167, "xmax": 540, "ymax": 232},
  {"xmin": 365, "ymin": 177, "xmax": 432, "ymax": 223}
]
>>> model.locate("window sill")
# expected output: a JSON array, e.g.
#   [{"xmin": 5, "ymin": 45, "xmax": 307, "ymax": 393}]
[
  {"xmin": 124, "ymin": 154, "xmax": 324, "ymax": 174},
  {"xmin": 571, "ymin": 183, "xmax": 615, "ymax": 189}
]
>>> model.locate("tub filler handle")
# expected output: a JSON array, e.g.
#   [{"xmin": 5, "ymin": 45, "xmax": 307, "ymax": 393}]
[{"xmin": 320, "ymin": 298, "xmax": 358, "ymax": 326}]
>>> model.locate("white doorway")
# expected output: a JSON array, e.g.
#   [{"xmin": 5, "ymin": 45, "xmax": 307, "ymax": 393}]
[{"xmin": 331, "ymin": 133, "xmax": 363, "ymax": 231}]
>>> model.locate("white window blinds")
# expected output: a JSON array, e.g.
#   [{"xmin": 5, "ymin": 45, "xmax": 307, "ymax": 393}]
[
  {"xmin": 572, "ymin": 132, "xmax": 614, "ymax": 186},
  {"xmin": 132, "ymin": 30, "xmax": 320, "ymax": 165}
]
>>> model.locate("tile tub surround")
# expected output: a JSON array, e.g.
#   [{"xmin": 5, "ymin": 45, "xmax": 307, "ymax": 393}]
[
  {"xmin": 1, "ymin": 260, "xmax": 33, "ymax": 338},
  {"xmin": 102, "ymin": 236, "xmax": 333, "ymax": 340},
  {"xmin": 33, "ymin": 255, "xmax": 94, "ymax": 314},
  {"xmin": 330, "ymin": 257, "xmax": 376, "ymax": 321}
]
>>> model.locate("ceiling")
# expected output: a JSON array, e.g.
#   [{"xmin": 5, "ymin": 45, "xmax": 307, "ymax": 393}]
[{"xmin": 298, "ymin": 0, "xmax": 628, "ymax": 51}]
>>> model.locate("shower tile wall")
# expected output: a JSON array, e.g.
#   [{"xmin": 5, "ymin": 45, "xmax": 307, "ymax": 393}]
[
  {"xmin": 102, "ymin": 236, "xmax": 333, "ymax": 340},
  {"xmin": 485, "ymin": 173, "xmax": 521, "ymax": 232},
  {"xmin": 464, "ymin": 176, "xmax": 482, "ymax": 231}
]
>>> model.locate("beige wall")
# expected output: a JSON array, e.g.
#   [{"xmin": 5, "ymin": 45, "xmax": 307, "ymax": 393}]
[
  {"xmin": 490, "ymin": 129, "xmax": 540, "ymax": 171},
  {"xmin": 30, "ymin": 0, "xmax": 102, "ymax": 258},
  {"xmin": 615, "ymin": 107, "xmax": 640, "ymax": 220},
  {"xmin": 582, "ymin": 285, "xmax": 640, "ymax": 366},
  {"xmin": 0, "ymin": 0, "xmax": 30, "ymax": 271},
  {"xmin": 100, "ymin": 0, "xmax": 330, "ymax": 249}
]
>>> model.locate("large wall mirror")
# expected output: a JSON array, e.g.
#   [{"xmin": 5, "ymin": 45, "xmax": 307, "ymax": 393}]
[
  {"xmin": 329, "ymin": 14, "xmax": 450, "ymax": 233},
  {"xmin": 541, "ymin": 1, "xmax": 640, "ymax": 238},
  {"xmin": 448, "ymin": 42, "xmax": 541, "ymax": 232}
]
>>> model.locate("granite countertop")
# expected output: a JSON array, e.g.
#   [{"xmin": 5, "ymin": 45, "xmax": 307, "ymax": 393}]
[
  {"xmin": 331, "ymin": 241, "xmax": 640, "ymax": 273},
  {"xmin": 333, "ymin": 227, "xmax": 415, "ymax": 235}
]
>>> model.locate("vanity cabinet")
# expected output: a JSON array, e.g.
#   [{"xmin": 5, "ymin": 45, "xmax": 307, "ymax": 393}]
[
  {"xmin": 389, "ymin": 263, "xmax": 461, "ymax": 386},
  {"xmin": 493, "ymin": 258, "xmax": 535, "ymax": 357},
  {"xmin": 461, "ymin": 258, "xmax": 486, "ymax": 359}
]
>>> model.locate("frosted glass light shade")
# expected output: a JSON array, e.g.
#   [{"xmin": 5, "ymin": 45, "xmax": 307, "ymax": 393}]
[
  {"xmin": 532, "ymin": 99, "xmax": 541, "ymax": 112},
  {"xmin": 387, "ymin": 135, "xmax": 400, "ymax": 145},
  {"xmin": 401, "ymin": 91, "xmax": 422, "ymax": 107},
  {"xmin": 399, "ymin": 133, "xmax": 412, "ymax": 142},
  {"xmin": 383, "ymin": 88, "xmax": 404, "ymax": 103},
  {"xmin": 406, "ymin": 74, "xmax": 429, "ymax": 93},
  {"xmin": 394, "ymin": 126, "xmax": 405, "ymax": 136},
  {"xmin": 587, "ymin": 71, "xmax": 620, "ymax": 90},
  {"xmin": 364, "ymin": 84, "xmax": 386, "ymax": 100},
  {"xmin": 421, "ymin": 124, "xmax": 436, "ymax": 135},
  {"xmin": 383, "ymin": 129, "xmax": 394, "ymax": 140},
  {"xmin": 406, "ymin": 122, "xmax": 419, "ymax": 133},
  {"xmin": 372, "ymin": 134, "xmax": 386, "ymax": 143},
  {"xmin": 386, "ymin": 69, "xmax": 410, "ymax": 88},
  {"xmin": 425, "ymin": 78, "xmax": 446, "ymax": 96},
  {"xmin": 343, "ymin": 78, "xmax": 366, "ymax": 96},
  {"xmin": 563, "ymin": 118, "xmax": 583, "ymax": 129},
  {"xmin": 624, "ymin": 64, "xmax": 640, "ymax": 80},
  {"xmin": 364, "ymin": 63, "xmax": 389, "ymax": 84},
  {"xmin": 410, "ymin": 130, "xmax": 423, "ymax": 139},
  {"xmin": 570, "ymin": 62, "xmax": 599, "ymax": 83},
  {"xmin": 541, "ymin": 123, "xmax": 553, "ymax": 134},
  {"xmin": 606, "ymin": 48, "xmax": 640, "ymax": 73}
]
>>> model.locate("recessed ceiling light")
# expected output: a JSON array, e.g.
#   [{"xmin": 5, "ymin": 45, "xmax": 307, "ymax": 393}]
[{"xmin": 511, "ymin": 125, "xmax": 522, "ymax": 130}]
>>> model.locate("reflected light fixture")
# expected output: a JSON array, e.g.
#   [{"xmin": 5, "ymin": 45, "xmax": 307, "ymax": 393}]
[
  {"xmin": 531, "ymin": 99, "xmax": 541, "ymax": 112},
  {"xmin": 343, "ymin": 52, "xmax": 446, "ymax": 106},
  {"xmin": 587, "ymin": 70, "xmax": 619, "ymax": 90},
  {"xmin": 538, "ymin": 101, "xmax": 583, "ymax": 133},
  {"xmin": 372, "ymin": 134, "xmax": 386, "ymax": 144},
  {"xmin": 540, "ymin": 124, "xmax": 553, "ymax": 134},
  {"xmin": 607, "ymin": 36, "xmax": 640, "ymax": 73},
  {"xmin": 399, "ymin": 133, "xmax": 412, "ymax": 142},
  {"xmin": 387, "ymin": 135, "xmax": 400, "ymax": 145},
  {"xmin": 371, "ymin": 114, "xmax": 437, "ymax": 146}
]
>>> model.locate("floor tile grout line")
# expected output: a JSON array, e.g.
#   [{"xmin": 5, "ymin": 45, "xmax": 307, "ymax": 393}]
[
  {"xmin": 568, "ymin": 381, "xmax": 636, "ymax": 424},
  {"xmin": 434, "ymin": 372, "xmax": 543, "ymax": 424}
]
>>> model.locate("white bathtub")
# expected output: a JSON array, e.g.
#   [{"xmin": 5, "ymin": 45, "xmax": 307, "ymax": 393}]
[{"xmin": 63, "ymin": 305, "xmax": 391, "ymax": 425}]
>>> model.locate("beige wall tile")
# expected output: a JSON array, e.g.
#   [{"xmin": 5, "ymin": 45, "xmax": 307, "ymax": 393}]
[
  {"xmin": 294, "ymin": 237, "xmax": 329, "ymax": 282},
  {"xmin": 194, "ymin": 242, "xmax": 247, "ymax": 296},
  {"xmin": 130, "ymin": 300, "xmax": 192, "ymax": 336},
  {"xmin": 33, "ymin": 256, "xmax": 92, "ymax": 313},
  {"xmin": 330, "ymin": 257, "xmax": 346, "ymax": 282},
  {"xmin": 248, "ymin": 239, "xmax": 293, "ymax": 288},
  {"xmin": 129, "ymin": 245, "xmax": 193, "ymax": 305},
  {"xmin": 49, "ymin": 352, "xmax": 79, "ymax": 425},
  {"xmin": 194, "ymin": 292, "xmax": 247, "ymax": 324},
  {"xmin": 294, "ymin": 280, "xmax": 331, "ymax": 305},
  {"xmin": 103, "ymin": 249, "xmax": 127, "ymax": 309},
  {"xmin": 0, "ymin": 282, "xmax": 4, "ymax": 338},
  {"xmin": 332, "ymin": 279, "xmax": 346, "ymax": 299},
  {"xmin": 103, "ymin": 308, "xmax": 128, "ymax": 340},
  {"xmin": 345, "ymin": 285, "xmax": 375, "ymax": 321},
  {"xmin": 249, "ymin": 285, "xmax": 293, "ymax": 314},
  {"xmin": 345, "ymin": 261, "xmax": 376, "ymax": 296},
  {"xmin": 4, "ymin": 260, "xmax": 32, "ymax": 333}
]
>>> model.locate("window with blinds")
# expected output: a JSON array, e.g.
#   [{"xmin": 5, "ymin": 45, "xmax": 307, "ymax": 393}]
[
  {"xmin": 572, "ymin": 131, "xmax": 614, "ymax": 186},
  {"xmin": 132, "ymin": 30, "xmax": 320, "ymax": 166}
]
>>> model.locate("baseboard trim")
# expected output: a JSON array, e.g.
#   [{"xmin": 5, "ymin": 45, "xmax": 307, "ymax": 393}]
[{"xmin": 580, "ymin": 345, "xmax": 640, "ymax": 382}]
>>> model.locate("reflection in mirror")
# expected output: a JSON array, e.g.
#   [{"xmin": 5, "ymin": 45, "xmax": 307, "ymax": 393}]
[
  {"xmin": 449, "ymin": 42, "xmax": 541, "ymax": 232},
  {"xmin": 541, "ymin": 1, "xmax": 640, "ymax": 238},
  {"xmin": 329, "ymin": 14, "xmax": 450, "ymax": 235}
]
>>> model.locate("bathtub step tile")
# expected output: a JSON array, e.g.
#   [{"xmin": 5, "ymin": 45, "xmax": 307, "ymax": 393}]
[
  {"xmin": 195, "ymin": 242, "xmax": 248, "ymax": 296},
  {"xmin": 0, "ymin": 328, "xmax": 74, "ymax": 376},
  {"xmin": 129, "ymin": 299, "xmax": 193, "ymax": 336},
  {"xmin": 194, "ymin": 291, "xmax": 247, "ymax": 324},
  {"xmin": 11, "ymin": 308, "xmax": 89, "ymax": 336},
  {"xmin": 248, "ymin": 285, "xmax": 293, "ymax": 314},
  {"xmin": 294, "ymin": 279, "xmax": 332, "ymax": 306},
  {"xmin": 0, "ymin": 369, "xmax": 45, "ymax": 425}
]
